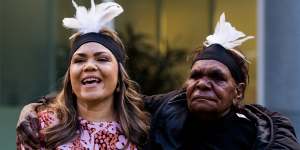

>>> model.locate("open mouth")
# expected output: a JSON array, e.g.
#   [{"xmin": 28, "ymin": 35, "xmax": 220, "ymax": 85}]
[{"xmin": 81, "ymin": 77, "xmax": 101, "ymax": 85}]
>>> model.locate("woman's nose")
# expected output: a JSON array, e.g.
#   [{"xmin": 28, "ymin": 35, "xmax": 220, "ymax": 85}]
[
  {"xmin": 195, "ymin": 77, "xmax": 212, "ymax": 90},
  {"xmin": 83, "ymin": 60, "xmax": 97, "ymax": 72}
]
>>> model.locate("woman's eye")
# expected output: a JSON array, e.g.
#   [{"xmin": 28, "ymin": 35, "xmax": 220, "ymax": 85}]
[
  {"xmin": 211, "ymin": 74, "xmax": 226, "ymax": 82},
  {"xmin": 73, "ymin": 59, "xmax": 85, "ymax": 63},
  {"xmin": 97, "ymin": 57, "xmax": 110, "ymax": 62},
  {"xmin": 190, "ymin": 72, "xmax": 202, "ymax": 79}
]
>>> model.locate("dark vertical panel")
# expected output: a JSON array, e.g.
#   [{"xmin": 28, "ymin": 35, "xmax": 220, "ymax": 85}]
[
  {"xmin": 1, "ymin": 0, "xmax": 56, "ymax": 105},
  {"xmin": 265, "ymin": 0, "xmax": 300, "ymax": 137},
  {"xmin": 0, "ymin": 0, "xmax": 4, "ymax": 102},
  {"xmin": 47, "ymin": 0, "xmax": 57, "ymax": 91}
]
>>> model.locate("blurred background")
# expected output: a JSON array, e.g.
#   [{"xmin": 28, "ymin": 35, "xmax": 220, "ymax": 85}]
[{"xmin": 1, "ymin": 0, "xmax": 300, "ymax": 149}]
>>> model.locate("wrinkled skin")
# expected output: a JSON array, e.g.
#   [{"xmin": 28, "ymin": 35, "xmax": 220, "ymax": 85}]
[{"xmin": 185, "ymin": 60, "xmax": 245, "ymax": 120}]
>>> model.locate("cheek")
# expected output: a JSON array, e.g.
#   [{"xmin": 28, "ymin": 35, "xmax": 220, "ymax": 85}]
[
  {"xmin": 113, "ymin": 65, "xmax": 119, "ymax": 79},
  {"xmin": 215, "ymin": 84, "xmax": 236, "ymax": 104},
  {"xmin": 69, "ymin": 65, "xmax": 82, "ymax": 89},
  {"xmin": 69, "ymin": 64, "xmax": 81, "ymax": 77},
  {"xmin": 185, "ymin": 80, "xmax": 196, "ymax": 100},
  {"xmin": 110, "ymin": 68, "xmax": 119, "ymax": 86},
  {"xmin": 102, "ymin": 64, "xmax": 119, "ymax": 86}
]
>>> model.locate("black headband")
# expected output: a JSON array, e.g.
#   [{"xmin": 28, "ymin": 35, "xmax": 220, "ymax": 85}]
[
  {"xmin": 192, "ymin": 44, "xmax": 244, "ymax": 83},
  {"xmin": 70, "ymin": 32, "xmax": 125, "ymax": 65}
]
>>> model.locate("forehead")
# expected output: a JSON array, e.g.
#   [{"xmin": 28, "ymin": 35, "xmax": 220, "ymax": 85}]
[
  {"xmin": 191, "ymin": 60, "xmax": 231, "ymax": 74},
  {"xmin": 73, "ymin": 42, "xmax": 114, "ymax": 56}
]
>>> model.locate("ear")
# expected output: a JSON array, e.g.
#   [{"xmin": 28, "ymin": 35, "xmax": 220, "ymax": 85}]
[{"xmin": 233, "ymin": 83, "xmax": 246, "ymax": 104}]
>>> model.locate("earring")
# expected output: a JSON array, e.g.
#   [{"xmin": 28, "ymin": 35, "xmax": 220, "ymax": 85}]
[{"xmin": 116, "ymin": 82, "xmax": 120, "ymax": 92}]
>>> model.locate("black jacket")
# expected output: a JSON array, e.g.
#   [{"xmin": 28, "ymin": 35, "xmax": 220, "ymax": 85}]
[{"xmin": 144, "ymin": 89, "xmax": 300, "ymax": 150}]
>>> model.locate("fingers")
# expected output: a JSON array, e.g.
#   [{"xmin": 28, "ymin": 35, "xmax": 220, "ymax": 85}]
[
  {"xmin": 17, "ymin": 127, "xmax": 39, "ymax": 149},
  {"xmin": 17, "ymin": 121, "xmax": 40, "ymax": 145},
  {"xmin": 19, "ymin": 114, "xmax": 40, "ymax": 142},
  {"xmin": 29, "ymin": 117, "xmax": 40, "ymax": 137}
]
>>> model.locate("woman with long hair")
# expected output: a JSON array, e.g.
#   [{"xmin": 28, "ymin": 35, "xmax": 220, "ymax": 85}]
[{"xmin": 16, "ymin": 1, "xmax": 149, "ymax": 149}]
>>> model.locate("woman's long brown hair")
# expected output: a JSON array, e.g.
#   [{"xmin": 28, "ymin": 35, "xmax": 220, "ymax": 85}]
[{"xmin": 39, "ymin": 29, "xmax": 150, "ymax": 149}]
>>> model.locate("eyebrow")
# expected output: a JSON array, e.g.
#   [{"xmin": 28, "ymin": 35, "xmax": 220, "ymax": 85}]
[
  {"xmin": 208, "ymin": 68, "xmax": 226, "ymax": 75},
  {"xmin": 207, "ymin": 68, "xmax": 229, "ymax": 80},
  {"xmin": 191, "ymin": 67, "xmax": 226, "ymax": 76},
  {"xmin": 73, "ymin": 52, "xmax": 108, "ymax": 57}
]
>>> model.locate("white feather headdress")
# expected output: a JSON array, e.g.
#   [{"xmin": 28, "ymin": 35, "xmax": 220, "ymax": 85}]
[
  {"xmin": 63, "ymin": 0, "xmax": 123, "ymax": 39},
  {"xmin": 203, "ymin": 13, "xmax": 254, "ymax": 61}
]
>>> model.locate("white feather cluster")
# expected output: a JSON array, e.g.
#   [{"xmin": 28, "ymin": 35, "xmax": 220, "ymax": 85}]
[
  {"xmin": 204, "ymin": 13, "xmax": 254, "ymax": 61},
  {"xmin": 63, "ymin": 0, "xmax": 123, "ymax": 38}
]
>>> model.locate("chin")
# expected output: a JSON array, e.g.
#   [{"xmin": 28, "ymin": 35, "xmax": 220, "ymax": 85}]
[
  {"xmin": 80, "ymin": 93, "xmax": 104, "ymax": 101},
  {"xmin": 189, "ymin": 101, "xmax": 217, "ymax": 112},
  {"xmin": 190, "ymin": 105, "xmax": 216, "ymax": 114},
  {"xmin": 189, "ymin": 105, "xmax": 230, "ymax": 121}
]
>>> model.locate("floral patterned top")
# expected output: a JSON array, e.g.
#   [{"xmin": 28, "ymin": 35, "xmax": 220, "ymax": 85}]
[{"xmin": 18, "ymin": 109, "xmax": 137, "ymax": 150}]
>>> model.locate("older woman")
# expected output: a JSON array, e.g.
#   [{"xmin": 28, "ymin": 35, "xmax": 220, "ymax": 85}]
[
  {"xmin": 16, "ymin": 1, "xmax": 149, "ymax": 149},
  {"xmin": 146, "ymin": 13, "xmax": 300, "ymax": 150}
]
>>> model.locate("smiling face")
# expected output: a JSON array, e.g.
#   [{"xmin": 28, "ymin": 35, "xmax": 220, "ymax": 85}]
[
  {"xmin": 70, "ymin": 42, "xmax": 119, "ymax": 102},
  {"xmin": 185, "ymin": 60, "xmax": 239, "ymax": 119}
]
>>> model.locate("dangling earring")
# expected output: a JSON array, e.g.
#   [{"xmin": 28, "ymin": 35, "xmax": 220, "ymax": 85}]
[{"xmin": 116, "ymin": 82, "xmax": 120, "ymax": 92}]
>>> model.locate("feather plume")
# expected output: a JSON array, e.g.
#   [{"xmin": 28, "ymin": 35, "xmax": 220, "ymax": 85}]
[
  {"xmin": 204, "ymin": 12, "xmax": 254, "ymax": 61},
  {"xmin": 62, "ymin": 0, "xmax": 123, "ymax": 35}
]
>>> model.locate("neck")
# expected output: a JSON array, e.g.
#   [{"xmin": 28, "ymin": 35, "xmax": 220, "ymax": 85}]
[
  {"xmin": 192, "ymin": 107, "xmax": 232, "ymax": 122},
  {"xmin": 77, "ymin": 96, "xmax": 116, "ymax": 122}
]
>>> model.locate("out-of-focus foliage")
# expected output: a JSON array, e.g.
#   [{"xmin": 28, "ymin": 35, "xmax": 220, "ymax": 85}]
[{"xmin": 119, "ymin": 24, "xmax": 189, "ymax": 95}]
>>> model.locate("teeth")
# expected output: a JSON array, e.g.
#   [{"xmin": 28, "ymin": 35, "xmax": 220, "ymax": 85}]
[
  {"xmin": 85, "ymin": 78, "xmax": 98, "ymax": 82},
  {"xmin": 82, "ymin": 77, "xmax": 100, "ymax": 85}
]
